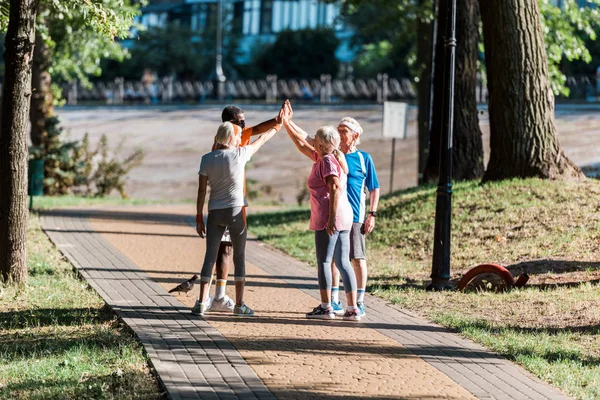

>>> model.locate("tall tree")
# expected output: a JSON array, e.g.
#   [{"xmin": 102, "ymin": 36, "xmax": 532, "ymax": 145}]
[
  {"xmin": 416, "ymin": 0, "xmax": 434, "ymax": 184},
  {"xmin": 29, "ymin": 0, "xmax": 138, "ymax": 147},
  {"xmin": 480, "ymin": 0, "xmax": 583, "ymax": 181},
  {"xmin": 0, "ymin": 0, "xmax": 37, "ymax": 284},
  {"xmin": 423, "ymin": 0, "xmax": 483, "ymax": 182}
]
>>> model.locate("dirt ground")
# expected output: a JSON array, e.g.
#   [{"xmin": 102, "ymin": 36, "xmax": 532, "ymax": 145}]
[{"xmin": 56, "ymin": 104, "xmax": 600, "ymax": 204}]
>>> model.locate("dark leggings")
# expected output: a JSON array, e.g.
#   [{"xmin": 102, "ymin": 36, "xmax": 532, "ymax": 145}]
[
  {"xmin": 315, "ymin": 229, "xmax": 357, "ymax": 293},
  {"xmin": 200, "ymin": 207, "xmax": 247, "ymax": 282}
]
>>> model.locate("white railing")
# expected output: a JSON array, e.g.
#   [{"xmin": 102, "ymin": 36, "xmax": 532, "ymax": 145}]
[{"xmin": 61, "ymin": 74, "xmax": 417, "ymax": 105}]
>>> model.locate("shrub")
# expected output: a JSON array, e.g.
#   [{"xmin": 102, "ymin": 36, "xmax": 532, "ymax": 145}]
[{"xmin": 29, "ymin": 116, "xmax": 144, "ymax": 198}]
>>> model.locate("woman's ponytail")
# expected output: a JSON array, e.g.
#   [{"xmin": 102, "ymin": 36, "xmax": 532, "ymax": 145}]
[{"xmin": 333, "ymin": 148, "xmax": 349, "ymax": 174}]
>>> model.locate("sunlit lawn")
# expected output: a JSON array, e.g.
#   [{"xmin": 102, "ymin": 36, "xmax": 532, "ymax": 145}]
[{"xmin": 248, "ymin": 178, "xmax": 600, "ymax": 399}]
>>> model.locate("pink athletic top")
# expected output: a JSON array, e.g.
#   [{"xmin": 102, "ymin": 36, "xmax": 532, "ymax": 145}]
[{"xmin": 307, "ymin": 151, "xmax": 353, "ymax": 232}]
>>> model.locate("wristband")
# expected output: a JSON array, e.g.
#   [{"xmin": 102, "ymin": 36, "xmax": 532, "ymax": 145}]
[
  {"xmin": 195, "ymin": 214, "xmax": 203, "ymax": 224},
  {"xmin": 368, "ymin": 211, "xmax": 378, "ymax": 217}
]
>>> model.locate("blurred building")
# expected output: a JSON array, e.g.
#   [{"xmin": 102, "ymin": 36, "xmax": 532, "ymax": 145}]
[
  {"xmin": 550, "ymin": 0, "xmax": 596, "ymax": 7},
  {"xmin": 139, "ymin": 0, "xmax": 355, "ymax": 65}
]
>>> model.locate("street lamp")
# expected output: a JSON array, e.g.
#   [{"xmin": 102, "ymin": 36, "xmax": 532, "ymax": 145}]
[
  {"xmin": 216, "ymin": 0, "xmax": 226, "ymax": 99},
  {"xmin": 427, "ymin": 0, "xmax": 457, "ymax": 291}
]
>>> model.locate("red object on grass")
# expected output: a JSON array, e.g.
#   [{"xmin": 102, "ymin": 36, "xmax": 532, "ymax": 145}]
[{"xmin": 457, "ymin": 263, "xmax": 517, "ymax": 291}]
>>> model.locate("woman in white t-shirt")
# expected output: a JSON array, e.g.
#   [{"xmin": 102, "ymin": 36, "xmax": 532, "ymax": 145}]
[{"xmin": 193, "ymin": 121, "xmax": 281, "ymax": 317}]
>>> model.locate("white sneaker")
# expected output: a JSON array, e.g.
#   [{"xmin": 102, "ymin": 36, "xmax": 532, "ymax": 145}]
[
  {"xmin": 209, "ymin": 295, "xmax": 235, "ymax": 312},
  {"xmin": 205, "ymin": 296, "xmax": 213, "ymax": 311}
]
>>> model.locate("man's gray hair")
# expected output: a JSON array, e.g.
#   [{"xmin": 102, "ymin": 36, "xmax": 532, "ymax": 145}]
[{"xmin": 338, "ymin": 117, "xmax": 363, "ymax": 145}]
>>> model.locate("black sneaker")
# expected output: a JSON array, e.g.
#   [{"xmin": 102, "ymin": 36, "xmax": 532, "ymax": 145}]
[
  {"xmin": 343, "ymin": 308, "xmax": 362, "ymax": 321},
  {"xmin": 306, "ymin": 304, "xmax": 335, "ymax": 320}
]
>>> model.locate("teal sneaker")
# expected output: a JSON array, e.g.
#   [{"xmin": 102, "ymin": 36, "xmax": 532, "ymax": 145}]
[
  {"xmin": 191, "ymin": 300, "xmax": 207, "ymax": 316},
  {"xmin": 357, "ymin": 301, "xmax": 366, "ymax": 317},
  {"xmin": 233, "ymin": 303, "xmax": 255, "ymax": 317},
  {"xmin": 331, "ymin": 301, "xmax": 345, "ymax": 316}
]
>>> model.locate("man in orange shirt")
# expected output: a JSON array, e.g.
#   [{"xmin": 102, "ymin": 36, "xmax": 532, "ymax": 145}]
[{"xmin": 205, "ymin": 105, "xmax": 283, "ymax": 312}]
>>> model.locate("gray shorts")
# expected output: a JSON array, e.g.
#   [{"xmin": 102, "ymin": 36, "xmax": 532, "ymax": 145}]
[{"xmin": 349, "ymin": 222, "xmax": 367, "ymax": 260}]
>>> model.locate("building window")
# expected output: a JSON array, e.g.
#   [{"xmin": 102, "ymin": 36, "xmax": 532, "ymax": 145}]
[
  {"xmin": 191, "ymin": 3, "xmax": 217, "ymax": 33},
  {"xmin": 232, "ymin": 1, "xmax": 245, "ymax": 34},
  {"xmin": 317, "ymin": 2, "xmax": 326, "ymax": 27},
  {"xmin": 260, "ymin": 0, "xmax": 273, "ymax": 34}
]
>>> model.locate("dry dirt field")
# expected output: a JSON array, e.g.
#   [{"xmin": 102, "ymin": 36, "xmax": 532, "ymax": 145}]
[{"xmin": 56, "ymin": 104, "xmax": 600, "ymax": 203}]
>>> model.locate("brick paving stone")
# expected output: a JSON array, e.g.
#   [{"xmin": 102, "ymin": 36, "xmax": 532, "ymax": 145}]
[
  {"xmin": 41, "ymin": 207, "xmax": 573, "ymax": 400},
  {"xmin": 42, "ymin": 210, "xmax": 273, "ymax": 400}
]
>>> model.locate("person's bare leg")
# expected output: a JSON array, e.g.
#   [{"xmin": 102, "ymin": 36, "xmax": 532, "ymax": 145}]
[
  {"xmin": 353, "ymin": 258, "xmax": 367, "ymax": 307},
  {"xmin": 235, "ymin": 280, "xmax": 245, "ymax": 306},
  {"xmin": 214, "ymin": 243, "xmax": 232, "ymax": 300},
  {"xmin": 216, "ymin": 243, "xmax": 231, "ymax": 280},
  {"xmin": 344, "ymin": 289, "xmax": 357, "ymax": 308},
  {"xmin": 198, "ymin": 281, "xmax": 211, "ymax": 304},
  {"xmin": 319, "ymin": 289, "xmax": 331, "ymax": 304},
  {"xmin": 352, "ymin": 259, "xmax": 367, "ymax": 290}
]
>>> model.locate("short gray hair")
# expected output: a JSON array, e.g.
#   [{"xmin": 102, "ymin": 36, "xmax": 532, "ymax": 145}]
[
  {"xmin": 215, "ymin": 122, "xmax": 235, "ymax": 145},
  {"xmin": 315, "ymin": 126, "xmax": 340, "ymax": 154},
  {"xmin": 338, "ymin": 117, "xmax": 363, "ymax": 145}
]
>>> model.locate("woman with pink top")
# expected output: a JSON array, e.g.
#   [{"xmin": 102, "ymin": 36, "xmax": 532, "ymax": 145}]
[{"xmin": 281, "ymin": 101, "xmax": 360, "ymax": 321}]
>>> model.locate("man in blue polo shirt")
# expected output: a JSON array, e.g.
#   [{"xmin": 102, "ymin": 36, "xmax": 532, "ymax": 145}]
[{"xmin": 331, "ymin": 117, "xmax": 380, "ymax": 317}]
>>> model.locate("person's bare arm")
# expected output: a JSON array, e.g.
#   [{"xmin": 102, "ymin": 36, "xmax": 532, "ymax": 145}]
[
  {"xmin": 196, "ymin": 174, "xmax": 208, "ymax": 238},
  {"xmin": 283, "ymin": 118, "xmax": 315, "ymax": 160},
  {"xmin": 287, "ymin": 119, "xmax": 315, "ymax": 146},
  {"xmin": 326, "ymin": 175, "xmax": 341, "ymax": 236},
  {"xmin": 247, "ymin": 124, "xmax": 281, "ymax": 156},
  {"xmin": 249, "ymin": 118, "xmax": 279, "ymax": 136},
  {"xmin": 363, "ymin": 188, "xmax": 380, "ymax": 235}
]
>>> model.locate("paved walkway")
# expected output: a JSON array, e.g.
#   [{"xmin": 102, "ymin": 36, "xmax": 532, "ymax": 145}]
[{"xmin": 41, "ymin": 205, "xmax": 571, "ymax": 400}]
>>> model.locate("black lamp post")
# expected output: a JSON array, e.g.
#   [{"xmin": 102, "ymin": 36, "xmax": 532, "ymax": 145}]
[
  {"xmin": 427, "ymin": 0, "xmax": 457, "ymax": 291},
  {"xmin": 215, "ymin": 0, "xmax": 226, "ymax": 99}
]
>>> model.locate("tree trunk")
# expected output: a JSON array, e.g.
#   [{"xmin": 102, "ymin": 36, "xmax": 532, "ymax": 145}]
[
  {"xmin": 480, "ymin": 0, "xmax": 583, "ymax": 181},
  {"xmin": 0, "ymin": 0, "xmax": 37, "ymax": 284},
  {"xmin": 423, "ymin": 0, "xmax": 484, "ymax": 182},
  {"xmin": 416, "ymin": 0, "xmax": 433, "ymax": 185},
  {"xmin": 30, "ymin": 29, "xmax": 53, "ymax": 148}
]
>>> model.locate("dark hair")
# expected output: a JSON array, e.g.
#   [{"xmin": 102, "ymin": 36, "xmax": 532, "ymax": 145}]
[{"xmin": 221, "ymin": 105, "xmax": 244, "ymax": 122}]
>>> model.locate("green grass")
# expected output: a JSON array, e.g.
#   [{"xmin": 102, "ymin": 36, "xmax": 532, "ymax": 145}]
[
  {"xmin": 248, "ymin": 178, "xmax": 600, "ymax": 399},
  {"xmin": 31, "ymin": 195, "xmax": 191, "ymax": 211},
  {"xmin": 0, "ymin": 214, "xmax": 163, "ymax": 399}
]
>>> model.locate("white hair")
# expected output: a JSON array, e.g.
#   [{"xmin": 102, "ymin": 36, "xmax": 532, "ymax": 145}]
[
  {"xmin": 338, "ymin": 117, "xmax": 363, "ymax": 145},
  {"xmin": 315, "ymin": 125, "xmax": 340, "ymax": 153},
  {"xmin": 215, "ymin": 122, "xmax": 235, "ymax": 145}
]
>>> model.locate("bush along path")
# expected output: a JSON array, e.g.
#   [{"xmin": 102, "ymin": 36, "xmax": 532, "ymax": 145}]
[{"xmin": 38, "ymin": 203, "xmax": 571, "ymax": 399}]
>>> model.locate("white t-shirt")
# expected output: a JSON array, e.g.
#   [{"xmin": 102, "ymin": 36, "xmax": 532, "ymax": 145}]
[{"xmin": 199, "ymin": 147, "xmax": 251, "ymax": 211}]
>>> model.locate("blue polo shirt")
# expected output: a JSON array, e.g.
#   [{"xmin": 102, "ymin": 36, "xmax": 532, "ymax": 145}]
[{"xmin": 345, "ymin": 150, "xmax": 380, "ymax": 223}]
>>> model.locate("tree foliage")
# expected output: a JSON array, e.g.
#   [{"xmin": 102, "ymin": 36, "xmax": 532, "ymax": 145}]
[
  {"xmin": 101, "ymin": 21, "xmax": 241, "ymax": 81},
  {"xmin": 251, "ymin": 28, "xmax": 340, "ymax": 79},
  {"xmin": 337, "ymin": 0, "xmax": 599, "ymax": 94},
  {"xmin": 0, "ymin": 0, "xmax": 141, "ymax": 88},
  {"xmin": 540, "ymin": 0, "xmax": 600, "ymax": 95}
]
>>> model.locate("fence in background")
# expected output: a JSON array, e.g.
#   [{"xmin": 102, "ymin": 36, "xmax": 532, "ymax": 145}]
[
  {"xmin": 57, "ymin": 73, "xmax": 595, "ymax": 105},
  {"xmin": 62, "ymin": 74, "xmax": 417, "ymax": 105}
]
